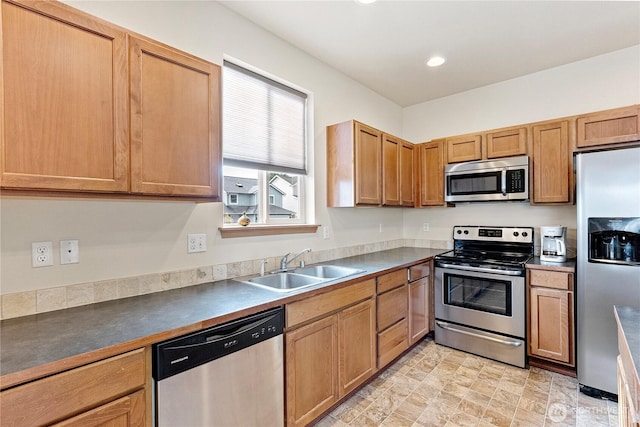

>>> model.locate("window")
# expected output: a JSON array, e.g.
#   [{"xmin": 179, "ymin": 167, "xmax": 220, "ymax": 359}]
[{"xmin": 222, "ymin": 60, "xmax": 308, "ymax": 226}]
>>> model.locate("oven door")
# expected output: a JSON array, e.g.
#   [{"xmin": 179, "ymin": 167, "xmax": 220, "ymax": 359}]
[{"xmin": 434, "ymin": 265, "xmax": 525, "ymax": 338}]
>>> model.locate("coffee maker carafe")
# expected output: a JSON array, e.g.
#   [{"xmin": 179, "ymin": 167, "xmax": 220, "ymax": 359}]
[{"xmin": 540, "ymin": 226, "xmax": 567, "ymax": 262}]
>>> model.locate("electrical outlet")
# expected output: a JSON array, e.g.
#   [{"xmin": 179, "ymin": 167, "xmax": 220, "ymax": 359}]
[
  {"xmin": 32, "ymin": 241, "xmax": 53, "ymax": 267},
  {"xmin": 187, "ymin": 234, "xmax": 207, "ymax": 253},
  {"xmin": 60, "ymin": 240, "xmax": 79, "ymax": 264},
  {"xmin": 423, "ymin": 223, "xmax": 430, "ymax": 232},
  {"xmin": 323, "ymin": 226, "xmax": 330, "ymax": 239},
  {"xmin": 379, "ymin": 224, "xmax": 383, "ymax": 233}
]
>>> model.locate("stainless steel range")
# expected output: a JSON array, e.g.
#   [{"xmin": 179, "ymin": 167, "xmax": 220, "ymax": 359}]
[{"xmin": 434, "ymin": 225, "xmax": 534, "ymax": 368}]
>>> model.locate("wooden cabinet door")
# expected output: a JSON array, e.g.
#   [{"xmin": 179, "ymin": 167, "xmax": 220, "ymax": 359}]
[
  {"xmin": 530, "ymin": 120, "xmax": 571, "ymax": 204},
  {"xmin": 418, "ymin": 140, "xmax": 445, "ymax": 206},
  {"xmin": 354, "ymin": 122, "xmax": 382, "ymax": 205},
  {"xmin": 577, "ymin": 105, "xmax": 640, "ymax": 149},
  {"xmin": 129, "ymin": 36, "xmax": 221, "ymax": 198},
  {"xmin": 529, "ymin": 287, "xmax": 573, "ymax": 364},
  {"xmin": 400, "ymin": 141, "xmax": 416, "ymax": 207},
  {"xmin": 286, "ymin": 314, "xmax": 338, "ymax": 427},
  {"xmin": 378, "ymin": 285, "xmax": 408, "ymax": 331},
  {"xmin": 338, "ymin": 299, "xmax": 376, "ymax": 397},
  {"xmin": 382, "ymin": 133, "xmax": 401, "ymax": 206},
  {"xmin": 51, "ymin": 390, "xmax": 145, "ymax": 427},
  {"xmin": 1, "ymin": 0, "xmax": 129, "ymax": 192},
  {"xmin": 446, "ymin": 134, "xmax": 482, "ymax": 163},
  {"xmin": 409, "ymin": 277, "xmax": 429, "ymax": 345},
  {"xmin": 486, "ymin": 127, "xmax": 527, "ymax": 159}
]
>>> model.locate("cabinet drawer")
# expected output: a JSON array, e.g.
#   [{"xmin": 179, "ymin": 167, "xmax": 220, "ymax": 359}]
[
  {"xmin": 409, "ymin": 262, "xmax": 431, "ymax": 282},
  {"xmin": 377, "ymin": 269, "xmax": 407, "ymax": 294},
  {"xmin": 528, "ymin": 269, "xmax": 573, "ymax": 290},
  {"xmin": 286, "ymin": 279, "xmax": 375, "ymax": 328},
  {"xmin": 0, "ymin": 348, "xmax": 145, "ymax": 427},
  {"xmin": 377, "ymin": 285, "xmax": 408, "ymax": 331},
  {"xmin": 377, "ymin": 319, "xmax": 408, "ymax": 368}
]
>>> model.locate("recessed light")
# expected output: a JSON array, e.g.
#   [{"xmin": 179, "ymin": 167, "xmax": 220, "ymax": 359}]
[
  {"xmin": 426, "ymin": 56, "xmax": 446, "ymax": 67},
  {"xmin": 355, "ymin": 0, "xmax": 376, "ymax": 4}
]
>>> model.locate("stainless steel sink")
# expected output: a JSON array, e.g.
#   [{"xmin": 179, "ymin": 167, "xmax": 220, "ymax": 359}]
[
  {"xmin": 244, "ymin": 273, "xmax": 326, "ymax": 292},
  {"xmin": 293, "ymin": 265, "xmax": 364, "ymax": 279},
  {"xmin": 241, "ymin": 265, "xmax": 365, "ymax": 292}
]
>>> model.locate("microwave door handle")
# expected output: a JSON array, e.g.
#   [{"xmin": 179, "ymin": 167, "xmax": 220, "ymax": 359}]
[{"xmin": 501, "ymin": 169, "xmax": 507, "ymax": 196}]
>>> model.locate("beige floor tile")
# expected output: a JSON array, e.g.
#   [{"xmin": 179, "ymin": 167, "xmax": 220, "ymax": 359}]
[
  {"xmin": 393, "ymin": 392, "xmax": 430, "ymax": 422},
  {"xmin": 380, "ymin": 412, "xmax": 414, "ymax": 427},
  {"xmin": 481, "ymin": 407, "xmax": 513, "ymax": 427},
  {"xmin": 414, "ymin": 401, "xmax": 453, "ymax": 427},
  {"xmin": 445, "ymin": 409, "xmax": 480, "ymax": 427},
  {"xmin": 329, "ymin": 393, "xmax": 373, "ymax": 424},
  {"xmin": 469, "ymin": 378, "xmax": 498, "ymax": 398},
  {"xmin": 315, "ymin": 338, "xmax": 617, "ymax": 427}
]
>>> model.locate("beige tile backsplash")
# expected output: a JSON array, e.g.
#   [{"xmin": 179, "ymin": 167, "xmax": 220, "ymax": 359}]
[{"xmin": 0, "ymin": 239, "xmax": 447, "ymax": 320}]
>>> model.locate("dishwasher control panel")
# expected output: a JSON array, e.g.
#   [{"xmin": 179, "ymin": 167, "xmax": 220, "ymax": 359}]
[{"xmin": 153, "ymin": 306, "xmax": 284, "ymax": 380}]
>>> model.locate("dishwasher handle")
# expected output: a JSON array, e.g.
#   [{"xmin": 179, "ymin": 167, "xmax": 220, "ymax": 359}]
[{"xmin": 153, "ymin": 307, "xmax": 284, "ymax": 381}]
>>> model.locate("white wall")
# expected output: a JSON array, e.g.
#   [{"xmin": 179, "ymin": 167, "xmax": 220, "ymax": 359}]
[
  {"xmin": 402, "ymin": 45, "xmax": 640, "ymax": 248},
  {"xmin": 0, "ymin": 1, "xmax": 403, "ymax": 294},
  {"xmin": 2, "ymin": 1, "xmax": 639, "ymax": 297}
]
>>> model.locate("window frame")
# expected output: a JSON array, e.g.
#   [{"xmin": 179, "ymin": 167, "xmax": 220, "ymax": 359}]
[{"xmin": 220, "ymin": 57, "xmax": 315, "ymax": 235}]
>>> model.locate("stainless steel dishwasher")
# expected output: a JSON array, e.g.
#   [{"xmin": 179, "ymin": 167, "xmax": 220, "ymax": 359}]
[{"xmin": 152, "ymin": 307, "xmax": 284, "ymax": 427}]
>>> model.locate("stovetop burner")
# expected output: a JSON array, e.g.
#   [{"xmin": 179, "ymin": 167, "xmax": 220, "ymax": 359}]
[{"xmin": 435, "ymin": 225, "xmax": 535, "ymax": 272}]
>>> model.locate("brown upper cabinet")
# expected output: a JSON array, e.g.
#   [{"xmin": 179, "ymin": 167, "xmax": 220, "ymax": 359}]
[
  {"xmin": 129, "ymin": 36, "xmax": 221, "ymax": 197},
  {"xmin": 400, "ymin": 141, "xmax": 416, "ymax": 207},
  {"xmin": 327, "ymin": 120, "xmax": 414, "ymax": 207},
  {"xmin": 1, "ymin": 0, "xmax": 129, "ymax": 193},
  {"xmin": 382, "ymin": 133, "xmax": 401, "ymax": 206},
  {"xmin": 0, "ymin": 0, "xmax": 221, "ymax": 200},
  {"xmin": 529, "ymin": 119, "xmax": 573, "ymax": 204},
  {"xmin": 417, "ymin": 140, "xmax": 445, "ymax": 207},
  {"xmin": 327, "ymin": 120, "xmax": 381, "ymax": 206},
  {"xmin": 445, "ymin": 134, "xmax": 482, "ymax": 163},
  {"xmin": 445, "ymin": 126, "xmax": 527, "ymax": 164},
  {"xmin": 486, "ymin": 126, "xmax": 528, "ymax": 159},
  {"xmin": 576, "ymin": 105, "xmax": 640, "ymax": 149}
]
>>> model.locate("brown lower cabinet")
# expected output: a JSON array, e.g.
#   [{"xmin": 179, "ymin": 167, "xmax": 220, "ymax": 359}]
[
  {"xmin": 0, "ymin": 349, "xmax": 147, "ymax": 427},
  {"xmin": 285, "ymin": 279, "xmax": 376, "ymax": 427},
  {"xmin": 616, "ymin": 308, "xmax": 640, "ymax": 427},
  {"xmin": 527, "ymin": 265, "xmax": 575, "ymax": 369},
  {"xmin": 408, "ymin": 261, "xmax": 432, "ymax": 345}
]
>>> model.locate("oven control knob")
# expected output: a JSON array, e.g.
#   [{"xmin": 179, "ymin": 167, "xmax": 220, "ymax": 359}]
[
  {"xmin": 522, "ymin": 232, "xmax": 528, "ymax": 237},
  {"xmin": 513, "ymin": 231, "xmax": 519, "ymax": 237},
  {"xmin": 463, "ymin": 230, "xmax": 469, "ymax": 235},
  {"xmin": 456, "ymin": 230, "xmax": 462, "ymax": 234}
]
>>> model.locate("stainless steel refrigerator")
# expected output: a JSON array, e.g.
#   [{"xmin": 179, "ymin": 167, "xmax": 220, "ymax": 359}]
[{"xmin": 576, "ymin": 146, "xmax": 640, "ymax": 397}]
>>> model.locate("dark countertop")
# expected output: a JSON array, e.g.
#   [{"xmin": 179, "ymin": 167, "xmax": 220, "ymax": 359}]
[
  {"xmin": 526, "ymin": 256, "xmax": 576, "ymax": 273},
  {"xmin": 0, "ymin": 247, "xmax": 443, "ymax": 388},
  {"xmin": 615, "ymin": 305, "xmax": 640, "ymax": 382}
]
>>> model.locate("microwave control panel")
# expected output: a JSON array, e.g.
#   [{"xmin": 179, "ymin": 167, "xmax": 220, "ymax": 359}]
[{"xmin": 506, "ymin": 170, "xmax": 526, "ymax": 193}]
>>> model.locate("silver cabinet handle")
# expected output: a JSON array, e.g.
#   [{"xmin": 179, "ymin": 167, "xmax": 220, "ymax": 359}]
[{"xmin": 436, "ymin": 321, "xmax": 522, "ymax": 347}]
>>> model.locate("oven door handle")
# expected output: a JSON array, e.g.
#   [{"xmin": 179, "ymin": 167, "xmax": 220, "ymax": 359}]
[
  {"xmin": 436, "ymin": 263, "xmax": 522, "ymax": 276},
  {"xmin": 436, "ymin": 321, "xmax": 523, "ymax": 347}
]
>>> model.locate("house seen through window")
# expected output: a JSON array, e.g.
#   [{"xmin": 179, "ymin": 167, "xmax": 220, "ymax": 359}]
[{"xmin": 222, "ymin": 60, "xmax": 308, "ymax": 226}]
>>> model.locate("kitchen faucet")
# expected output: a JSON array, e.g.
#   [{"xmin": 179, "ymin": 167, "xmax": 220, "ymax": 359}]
[{"xmin": 276, "ymin": 248, "xmax": 311, "ymax": 272}]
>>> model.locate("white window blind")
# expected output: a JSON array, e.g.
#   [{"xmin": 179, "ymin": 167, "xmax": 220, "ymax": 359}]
[{"xmin": 223, "ymin": 61, "xmax": 307, "ymax": 175}]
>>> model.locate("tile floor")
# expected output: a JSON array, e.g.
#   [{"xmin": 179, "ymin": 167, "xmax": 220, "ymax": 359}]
[{"xmin": 315, "ymin": 338, "xmax": 618, "ymax": 427}]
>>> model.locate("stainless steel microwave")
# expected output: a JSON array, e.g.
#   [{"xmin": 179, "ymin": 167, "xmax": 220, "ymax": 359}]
[{"xmin": 444, "ymin": 155, "xmax": 529, "ymax": 203}]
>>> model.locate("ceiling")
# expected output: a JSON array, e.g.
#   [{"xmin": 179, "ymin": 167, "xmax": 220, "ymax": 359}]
[{"xmin": 219, "ymin": 1, "xmax": 640, "ymax": 107}]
